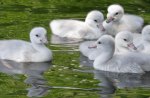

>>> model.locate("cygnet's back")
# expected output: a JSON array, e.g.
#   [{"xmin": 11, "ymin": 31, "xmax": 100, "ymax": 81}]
[{"xmin": 50, "ymin": 10, "xmax": 105, "ymax": 39}]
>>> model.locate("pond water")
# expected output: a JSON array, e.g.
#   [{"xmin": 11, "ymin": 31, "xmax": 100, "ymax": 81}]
[{"xmin": 0, "ymin": 0, "xmax": 150, "ymax": 98}]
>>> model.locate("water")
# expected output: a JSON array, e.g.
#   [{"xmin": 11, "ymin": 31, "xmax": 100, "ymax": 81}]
[{"xmin": 0, "ymin": 0, "xmax": 150, "ymax": 97}]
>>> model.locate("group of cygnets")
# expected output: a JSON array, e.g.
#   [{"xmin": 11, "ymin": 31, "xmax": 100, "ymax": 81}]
[
  {"xmin": 0, "ymin": 4, "xmax": 150, "ymax": 73},
  {"xmin": 78, "ymin": 4, "xmax": 150, "ymax": 73}
]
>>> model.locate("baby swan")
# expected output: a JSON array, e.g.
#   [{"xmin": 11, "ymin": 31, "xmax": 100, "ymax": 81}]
[
  {"xmin": 50, "ymin": 10, "xmax": 105, "ymax": 39},
  {"xmin": 93, "ymin": 35, "xmax": 150, "ymax": 73},
  {"xmin": 103, "ymin": 4, "xmax": 144, "ymax": 36},
  {"xmin": 115, "ymin": 31, "xmax": 137, "ymax": 54},
  {"xmin": 0, "ymin": 27, "xmax": 52, "ymax": 62}
]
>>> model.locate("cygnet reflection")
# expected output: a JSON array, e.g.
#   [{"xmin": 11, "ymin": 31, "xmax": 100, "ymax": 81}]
[
  {"xmin": 50, "ymin": 34, "xmax": 83, "ymax": 44},
  {"xmin": 79, "ymin": 56, "xmax": 150, "ymax": 97},
  {"xmin": 0, "ymin": 59, "xmax": 52, "ymax": 97}
]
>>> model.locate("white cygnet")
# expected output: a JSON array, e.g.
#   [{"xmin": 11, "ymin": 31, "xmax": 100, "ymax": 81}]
[
  {"xmin": 0, "ymin": 27, "xmax": 52, "ymax": 62},
  {"xmin": 115, "ymin": 31, "xmax": 137, "ymax": 54},
  {"xmin": 50, "ymin": 10, "xmax": 105, "ymax": 39},
  {"xmin": 93, "ymin": 35, "xmax": 150, "ymax": 73},
  {"xmin": 103, "ymin": 4, "xmax": 144, "ymax": 36}
]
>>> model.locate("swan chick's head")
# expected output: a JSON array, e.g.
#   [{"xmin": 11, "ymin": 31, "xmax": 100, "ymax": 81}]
[
  {"xmin": 115, "ymin": 31, "xmax": 137, "ymax": 51},
  {"xmin": 85, "ymin": 10, "xmax": 104, "ymax": 31},
  {"xmin": 142, "ymin": 25, "xmax": 150, "ymax": 42},
  {"xmin": 90, "ymin": 35, "xmax": 115, "ymax": 52},
  {"xmin": 30, "ymin": 27, "xmax": 48, "ymax": 44},
  {"xmin": 106, "ymin": 4, "xmax": 124, "ymax": 23}
]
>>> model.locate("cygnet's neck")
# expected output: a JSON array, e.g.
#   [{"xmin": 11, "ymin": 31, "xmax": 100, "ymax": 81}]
[
  {"xmin": 143, "ymin": 40, "xmax": 150, "ymax": 52},
  {"xmin": 115, "ymin": 45, "xmax": 130, "ymax": 53},
  {"xmin": 94, "ymin": 46, "xmax": 115, "ymax": 67},
  {"xmin": 31, "ymin": 42, "xmax": 48, "ymax": 52},
  {"xmin": 85, "ymin": 19, "xmax": 98, "ymax": 29},
  {"xmin": 31, "ymin": 41, "xmax": 52, "ymax": 62}
]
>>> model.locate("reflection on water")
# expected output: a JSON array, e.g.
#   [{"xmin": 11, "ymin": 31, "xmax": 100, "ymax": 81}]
[
  {"xmin": 51, "ymin": 34, "xmax": 83, "ymax": 44},
  {"xmin": 0, "ymin": 0, "xmax": 150, "ymax": 97},
  {"xmin": 93, "ymin": 71, "xmax": 150, "ymax": 98},
  {"xmin": 25, "ymin": 75, "xmax": 50, "ymax": 97},
  {"xmin": 0, "ymin": 59, "xmax": 52, "ymax": 97},
  {"xmin": 79, "ymin": 55, "xmax": 150, "ymax": 97},
  {"xmin": 0, "ymin": 59, "xmax": 102, "ymax": 97},
  {"xmin": 94, "ymin": 71, "xmax": 150, "ymax": 89},
  {"xmin": 80, "ymin": 54, "xmax": 94, "ymax": 67},
  {"xmin": 79, "ymin": 56, "xmax": 116, "ymax": 97},
  {"xmin": 50, "ymin": 34, "xmax": 97, "ymax": 45}
]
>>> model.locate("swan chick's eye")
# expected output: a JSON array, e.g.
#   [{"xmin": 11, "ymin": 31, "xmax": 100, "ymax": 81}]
[
  {"xmin": 94, "ymin": 20, "xmax": 98, "ymax": 22},
  {"xmin": 35, "ymin": 34, "xmax": 40, "ymax": 37},
  {"xmin": 123, "ymin": 39, "xmax": 127, "ymax": 41},
  {"xmin": 115, "ymin": 12, "xmax": 119, "ymax": 15},
  {"xmin": 98, "ymin": 41, "xmax": 101, "ymax": 44}
]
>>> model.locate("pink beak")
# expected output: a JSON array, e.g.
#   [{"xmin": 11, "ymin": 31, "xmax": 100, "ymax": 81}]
[
  {"xmin": 106, "ymin": 17, "xmax": 114, "ymax": 23},
  {"xmin": 88, "ymin": 44, "xmax": 97, "ymax": 49},
  {"xmin": 127, "ymin": 43, "xmax": 137, "ymax": 50}
]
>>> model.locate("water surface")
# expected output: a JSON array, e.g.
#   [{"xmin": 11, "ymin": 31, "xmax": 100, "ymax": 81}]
[{"xmin": 0, "ymin": 0, "xmax": 150, "ymax": 98}]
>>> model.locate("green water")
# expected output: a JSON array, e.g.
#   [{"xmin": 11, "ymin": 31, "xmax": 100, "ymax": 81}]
[{"xmin": 0, "ymin": 0, "xmax": 150, "ymax": 98}]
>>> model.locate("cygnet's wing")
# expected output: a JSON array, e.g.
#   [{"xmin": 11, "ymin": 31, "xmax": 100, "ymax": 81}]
[
  {"xmin": 0, "ymin": 40, "xmax": 30, "ymax": 51},
  {"xmin": 50, "ymin": 19, "xmax": 87, "ymax": 38},
  {"xmin": 0, "ymin": 40, "xmax": 31, "ymax": 60},
  {"xmin": 133, "ymin": 33, "xmax": 144, "ymax": 51},
  {"xmin": 119, "ymin": 53, "xmax": 150, "ymax": 72},
  {"xmin": 105, "ymin": 54, "xmax": 144, "ymax": 73},
  {"xmin": 121, "ymin": 14, "xmax": 144, "ymax": 33}
]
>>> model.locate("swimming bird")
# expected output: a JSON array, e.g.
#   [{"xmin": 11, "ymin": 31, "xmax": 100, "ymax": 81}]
[
  {"xmin": 103, "ymin": 4, "xmax": 144, "ymax": 36},
  {"xmin": 93, "ymin": 35, "xmax": 150, "ymax": 73},
  {"xmin": 50, "ymin": 10, "xmax": 105, "ymax": 39},
  {"xmin": 0, "ymin": 27, "xmax": 52, "ymax": 62}
]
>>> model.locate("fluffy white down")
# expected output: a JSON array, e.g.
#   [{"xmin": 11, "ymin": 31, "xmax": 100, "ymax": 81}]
[
  {"xmin": 103, "ymin": 4, "xmax": 144, "ymax": 36},
  {"xmin": 50, "ymin": 10, "xmax": 105, "ymax": 39},
  {"xmin": 134, "ymin": 25, "xmax": 150, "ymax": 53},
  {"xmin": 93, "ymin": 35, "xmax": 150, "ymax": 73},
  {"xmin": 79, "ymin": 41, "xmax": 101, "ymax": 60},
  {"xmin": 79, "ymin": 31, "xmax": 137, "ymax": 60},
  {"xmin": 0, "ymin": 27, "xmax": 52, "ymax": 62}
]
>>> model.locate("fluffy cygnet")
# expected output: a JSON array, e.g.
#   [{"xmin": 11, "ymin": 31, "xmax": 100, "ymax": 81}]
[
  {"xmin": 50, "ymin": 10, "xmax": 105, "ymax": 39},
  {"xmin": 0, "ymin": 27, "xmax": 52, "ymax": 62},
  {"xmin": 103, "ymin": 4, "xmax": 144, "ymax": 36}
]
